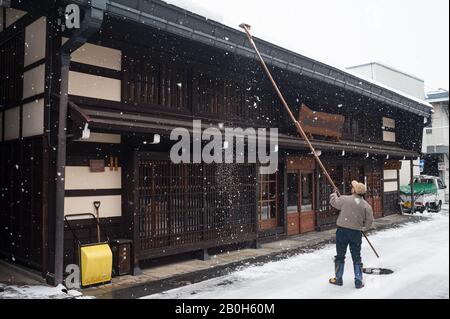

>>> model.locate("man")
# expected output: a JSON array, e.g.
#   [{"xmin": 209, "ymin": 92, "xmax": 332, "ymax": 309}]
[{"xmin": 329, "ymin": 180, "xmax": 374, "ymax": 289}]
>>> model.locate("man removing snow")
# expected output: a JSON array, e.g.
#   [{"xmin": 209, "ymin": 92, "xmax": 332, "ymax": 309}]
[{"xmin": 329, "ymin": 181, "xmax": 374, "ymax": 289}]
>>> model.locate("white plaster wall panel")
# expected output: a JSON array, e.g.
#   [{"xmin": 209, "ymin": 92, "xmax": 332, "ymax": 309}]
[
  {"xmin": 383, "ymin": 117, "xmax": 396, "ymax": 129},
  {"xmin": 4, "ymin": 107, "xmax": 20, "ymax": 141},
  {"xmin": 384, "ymin": 181, "xmax": 398, "ymax": 193},
  {"xmin": 63, "ymin": 37, "xmax": 122, "ymax": 71},
  {"xmin": 23, "ymin": 63, "xmax": 45, "ymax": 99},
  {"xmin": 22, "ymin": 98, "xmax": 44, "ymax": 137},
  {"xmin": 5, "ymin": 8, "xmax": 27, "ymax": 28},
  {"xmin": 77, "ymin": 132, "xmax": 121, "ymax": 144},
  {"xmin": 383, "ymin": 131, "xmax": 396, "ymax": 142},
  {"xmin": 383, "ymin": 169, "xmax": 398, "ymax": 180},
  {"xmin": 68, "ymin": 71, "xmax": 121, "ymax": 102},
  {"xmin": 24, "ymin": 17, "xmax": 47, "ymax": 67},
  {"xmin": 64, "ymin": 195, "xmax": 122, "ymax": 218},
  {"xmin": 65, "ymin": 167, "xmax": 122, "ymax": 190}
]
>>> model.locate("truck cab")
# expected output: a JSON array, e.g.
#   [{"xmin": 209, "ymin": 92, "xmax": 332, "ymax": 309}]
[{"xmin": 400, "ymin": 175, "xmax": 447, "ymax": 213}]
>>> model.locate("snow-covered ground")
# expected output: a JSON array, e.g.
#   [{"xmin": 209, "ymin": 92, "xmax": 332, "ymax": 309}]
[
  {"xmin": 0, "ymin": 284, "xmax": 89, "ymax": 300},
  {"xmin": 145, "ymin": 205, "xmax": 450, "ymax": 299}
]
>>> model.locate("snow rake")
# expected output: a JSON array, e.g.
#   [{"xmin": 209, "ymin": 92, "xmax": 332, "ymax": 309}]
[{"xmin": 239, "ymin": 23, "xmax": 387, "ymax": 269}]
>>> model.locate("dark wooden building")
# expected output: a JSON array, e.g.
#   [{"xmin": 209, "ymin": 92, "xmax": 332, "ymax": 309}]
[{"xmin": 0, "ymin": 0, "xmax": 433, "ymax": 283}]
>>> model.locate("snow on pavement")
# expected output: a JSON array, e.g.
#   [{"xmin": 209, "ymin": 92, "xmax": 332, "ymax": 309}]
[
  {"xmin": 0, "ymin": 284, "xmax": 87, "ymax": 299},
  {"xmin": 145, "ymin": 206, "xmax": 449, "ymax": 299}
]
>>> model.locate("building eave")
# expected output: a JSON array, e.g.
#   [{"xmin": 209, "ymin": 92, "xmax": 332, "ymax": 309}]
[{"xmin": 55, "ymin": 0, "xmax": 433, "ymax": 117}]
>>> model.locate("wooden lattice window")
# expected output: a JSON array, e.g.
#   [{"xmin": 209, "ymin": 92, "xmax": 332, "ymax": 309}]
[
  {"xmin": 258, "ymin": 172, "xmax": 278, "ymax": 230},
  {"xmin": 125, "ymin": 58, "xmax": 189, "ymax": 110},
  {"xmin": 137, "ymin": 159, "xmax": 257, "ymax": 254},
  {"xmin": 317, "ymin": 165, "xmax": 343, "ymax": 230}
]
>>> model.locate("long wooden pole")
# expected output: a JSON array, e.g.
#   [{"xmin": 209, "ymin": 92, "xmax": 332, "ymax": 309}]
[
  {"xmin": 239, "ymin": 24, "xmax": 339, "ymax": 194},
  {"xmin": 240, "ymin": 24, "xmax": 380, "ymax": 258}
]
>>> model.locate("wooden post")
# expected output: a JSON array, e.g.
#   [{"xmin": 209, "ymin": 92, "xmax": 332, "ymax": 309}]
[{"xmin": 132, "ymin": 151, "xmax": 142, "ymax": 276}]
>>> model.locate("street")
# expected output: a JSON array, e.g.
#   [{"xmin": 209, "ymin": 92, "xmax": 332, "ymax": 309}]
[{"xmin": 145, "ymin": 206, "xmax": 449, "ymax": 299}]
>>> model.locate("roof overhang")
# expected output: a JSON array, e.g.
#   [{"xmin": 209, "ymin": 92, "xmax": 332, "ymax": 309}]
[{"xmin": 69, "ymin": 102, "xmax": 420, "ymax": 159}]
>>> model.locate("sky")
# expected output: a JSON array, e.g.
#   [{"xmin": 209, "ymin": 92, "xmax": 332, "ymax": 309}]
[{"xmin": 164, "ymin": 0, "xmax": 449, "ymax": 92}]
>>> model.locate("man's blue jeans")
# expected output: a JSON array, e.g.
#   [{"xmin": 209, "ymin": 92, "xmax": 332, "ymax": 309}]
[{"xmin": 335, "ymin": 227, "xmax": 362, "ymax": 264}]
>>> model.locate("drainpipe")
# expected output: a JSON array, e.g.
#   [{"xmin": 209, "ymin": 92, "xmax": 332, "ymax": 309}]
[{"xmin": 52, "ymin": 0, "xmax": 106, "ymax": 286}]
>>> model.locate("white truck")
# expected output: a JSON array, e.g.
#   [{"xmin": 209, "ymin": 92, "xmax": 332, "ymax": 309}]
[{"xmin": 400, "ymin": 175, "xmax": 447, "ymax": 213}]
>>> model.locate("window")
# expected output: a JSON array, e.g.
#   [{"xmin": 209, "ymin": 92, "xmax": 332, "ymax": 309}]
[
  {"xmin": 258, "ymin": 173, "xmax": 278, "ymax": 221},
  {"xmin": 382, "ymin": 117, "xmax": 396, "ymax": 142},
  {"xmin": 287, "ymin": 172, "xmax": 299, "ymax": 213},
  {"xmin": 438, "ymin": 179, "xmax": 446, "ymax": 190},
  {"xmin": 301, "ymin": 173, "xmax": 314, "ymax": 211}
]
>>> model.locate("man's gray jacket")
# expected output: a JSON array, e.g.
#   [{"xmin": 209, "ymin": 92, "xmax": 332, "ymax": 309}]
[{"xmin": 330, "ymin": 193, "xmax": 374, "ymax": 231}]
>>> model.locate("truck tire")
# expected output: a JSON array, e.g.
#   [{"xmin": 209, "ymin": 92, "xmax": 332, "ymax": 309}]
[{"xmin": 434, "ymin": 201, "xmax": 442, "ymax": 213}]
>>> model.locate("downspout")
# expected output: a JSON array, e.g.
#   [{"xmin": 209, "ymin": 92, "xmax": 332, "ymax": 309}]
[{"xmin": 52, "ymin": 0, "xmax": 106, "ymax": 286}]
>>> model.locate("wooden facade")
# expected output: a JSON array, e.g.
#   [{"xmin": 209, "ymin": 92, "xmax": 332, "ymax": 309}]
[{"xmin": 0, "ymin": 1, "xmax": 429, "ymax": 278}]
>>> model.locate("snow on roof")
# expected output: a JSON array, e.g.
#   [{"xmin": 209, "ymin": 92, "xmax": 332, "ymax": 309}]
[{"xmin": 426, "ymin": 89, "xmax": 449, "ymax": 103}]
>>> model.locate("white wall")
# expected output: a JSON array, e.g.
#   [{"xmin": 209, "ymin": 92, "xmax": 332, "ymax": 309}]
[
  {"xmin": 373, "ymin": 64, "xmax": 425, "ymax": 100},
  {"xmin": 348, "ymin": 63, "xmax": 425, "ymax": 100},
  {"xmin": 5, "ymin": 8, "xmax": 26, "ymax": 28},
  {"xmin": 399, "ymin": 159, "xmax": 421, "ymax": 186},
  {"xmin": 4, "ymin": 107, "xmax": 20, "ymax": 141},
  {"xmin": 23, "ymin": 63, "xmax": 45, "ymax": 99},
  {"xmin": 22, "ymin": 98, "xmax": 44, "ymax": 138},
  {"xmin": 63, "ymin": 38, "xmax": 122, "ymax": 71},
  {"xmin": 64, "ymin": 195, "xmax": 122, "ymax": 218},
  {"xmin": 24, "ymin": 17, "xmax": 47, "ymax": 67},
  {"xmin": 64, "ymin": 165, "xmax": 123, "ymax": 218},
  {"xmin": 65, "ymin": 167, "xmax": 122, "ymax": 190},
  {"xmin": 77, "ymin": 132, "xmax": 121, "ymax": 144},
  {"xmin": 68, "ymin": 71, "xmax": 121, "ymax": 102}
]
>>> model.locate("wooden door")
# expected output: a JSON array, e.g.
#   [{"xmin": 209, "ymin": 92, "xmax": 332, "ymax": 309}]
[
  {"xmin": 286, "ymin": 170, "xmax": 316, "ymax": 235},
  {"xmin": 287, "ymin": 171, "xmax": 300, "ymax": 236},
  {"xmin": 299, "ymin": 172, "xmax": 316, "ymax": 233},
  {"xmin": 286, "ymin": 157, "xmax": 317, "ymax": 236},
  {"xmin": 367, "ymin": 173, "xmax": 383, "ymax": 219}
]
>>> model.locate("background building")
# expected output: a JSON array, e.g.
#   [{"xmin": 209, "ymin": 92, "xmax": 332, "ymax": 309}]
[{"xmin": 423, "ymin": 89, "xmax": 449, "ymax": 202}]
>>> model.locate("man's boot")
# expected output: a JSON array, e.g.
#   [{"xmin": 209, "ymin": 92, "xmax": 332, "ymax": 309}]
[
  {"xmin": 329, "ymin": 259, "xmax": 345, "ymax": 286},
  {"xmin": 354, "ymin": 263, "xmax": 364, "ymax": 289}
]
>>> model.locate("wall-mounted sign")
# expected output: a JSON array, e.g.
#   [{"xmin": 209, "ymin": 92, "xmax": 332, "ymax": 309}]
[
  {"xmin": 89, "ymin": 159, "xmax": 105, "ymax": 173},
  {"xmin": 299, "ymin": 104, "xmax": 345, "ymax": 141},
  {"xmin": 438, "ymin": 162, "xmax": 447, "ymax": 171},
  {"xmin": 419, "ymin": 160, "xmax": 425, "ymax": 173},
  {"xmin": 384, "ymin": 160, "xmax": 402, "ymax": 170}
]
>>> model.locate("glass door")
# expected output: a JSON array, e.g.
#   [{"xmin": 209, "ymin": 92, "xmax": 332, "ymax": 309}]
[
  {"xmin": 300, "ymin": 172, "xmax": 316, "ymax": 233},
  {"xmin": 287, "ymin": 171, "xmax": 300, "ymax": 236},
  {"xmin": 301, "ymin": 172, "xmax": 314, "ymax": 212},
  {"xmin": 259, "ymin": 173, "xmax": 279, "ymax": 231}
]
